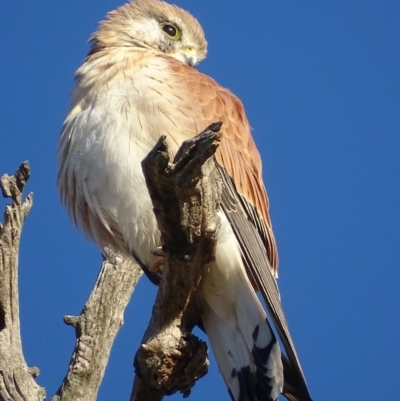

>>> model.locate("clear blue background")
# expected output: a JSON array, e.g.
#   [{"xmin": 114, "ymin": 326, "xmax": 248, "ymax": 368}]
[{"xmin": 1, "ymin": 1, "xmax": 399, "ymax": 400}]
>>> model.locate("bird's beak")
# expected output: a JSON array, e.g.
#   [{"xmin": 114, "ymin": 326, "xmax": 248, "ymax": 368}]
[{"xmin": 182, "ymin": 47, "xmax": 198, "ymax": 67}]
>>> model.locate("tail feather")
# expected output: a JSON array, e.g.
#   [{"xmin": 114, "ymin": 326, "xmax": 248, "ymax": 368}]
[
  {"xmin": 202, "ymin": 301, "xmax": 283, "ymax": 401},
  {"xmin": 253, "ymin": 337, "xmax": 281, "ymax": 398},
  {"xmin": 200, "ymin": 223, "xmax": 284, "ymax": 400},
  {"xmin": 281, "ymin": 355, "xmax": 314, "ymax": 401},
  {"xmin": 200, "ymin": 215, "xmax": 284, "ymax": 400}
]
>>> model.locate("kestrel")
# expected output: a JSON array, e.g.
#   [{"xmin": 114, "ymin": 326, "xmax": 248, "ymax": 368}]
[{"xmin": 58, "ymin": 1, "xmax": 312, "ymax": 400}]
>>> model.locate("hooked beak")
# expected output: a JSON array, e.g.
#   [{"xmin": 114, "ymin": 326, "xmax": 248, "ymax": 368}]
[{"xmin": 182, "ymin": 47, "xmax": 198, "ymax": 67}]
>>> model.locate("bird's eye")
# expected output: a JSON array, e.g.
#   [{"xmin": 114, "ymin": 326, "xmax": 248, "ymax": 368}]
[{"xmin": 161, "ymin": 23, "xmax": 181, "ymax": 40}]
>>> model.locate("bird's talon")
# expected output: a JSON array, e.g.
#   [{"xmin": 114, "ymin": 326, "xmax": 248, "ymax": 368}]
[
  {"xmin": 152, "ymin": 246, "xmax": 166, "ymax": 257},
  {"xmin": 149, "ymin": 257, "xmax": 165, "ymax": 275}
]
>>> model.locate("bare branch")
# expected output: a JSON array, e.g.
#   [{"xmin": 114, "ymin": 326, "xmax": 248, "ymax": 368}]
[
  {"xmin": 0, "ymin": 122, "xmax": 222, "ymax": 401},
  {"xmin": 131, "ymin": 122, "xmax": 223, "ymax": 401},
  {"xmin": 0, "ymin": 161, "xmax": 46, "ymax": 401},
  {"xmin": 51, "ymin": 248, "xmax": 143, "ymax": 401}
]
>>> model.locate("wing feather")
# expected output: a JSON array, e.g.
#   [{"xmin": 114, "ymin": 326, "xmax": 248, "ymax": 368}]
[
  {"xmin": 167, "ymin": 59, "xmax": 278, "ymax": 273},
  {"xmin": 166, "ymin": 57, "xmax": 311, "ymax": 400},
  {"xmin": 217, "ymin": 166, "xmax": 311, "ymax": 400}
]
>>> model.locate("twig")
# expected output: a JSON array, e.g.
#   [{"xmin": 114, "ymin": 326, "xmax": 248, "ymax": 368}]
[
  {"xmin": 51, "ymin": 248, "xmax": 143, "ymax": 401},
  {"xmin": 0, "ymin": 161, "xmax": 46, "ymax": 401}
]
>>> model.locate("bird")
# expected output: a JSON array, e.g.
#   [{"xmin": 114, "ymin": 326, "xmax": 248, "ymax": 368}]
[{"xmin": 57, "ymin": 1, "xmax": 313, "ymax": 400}]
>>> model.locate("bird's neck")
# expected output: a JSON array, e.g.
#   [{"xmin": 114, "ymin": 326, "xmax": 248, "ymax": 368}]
[{"xmin": 74, "ymin": 45, "xmax": 155, "ymax": 92}]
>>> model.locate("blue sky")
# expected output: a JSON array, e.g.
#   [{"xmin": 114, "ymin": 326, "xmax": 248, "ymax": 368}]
[{"xmin": 1, "ymin": 1, "xmax": 399, "ymax": 400}]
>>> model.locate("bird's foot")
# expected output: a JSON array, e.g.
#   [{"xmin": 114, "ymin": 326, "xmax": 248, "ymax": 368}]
[
  {"xmin": 149, "ymin": 247, "xmax": 166, "ymax": 276},
  {"xmin": 152, "ymin": 246, "xmax": 166, "ymax": 257},
  {"xmin": 149, "ymin": 256, "xmax": 165, "ymax": 276}
]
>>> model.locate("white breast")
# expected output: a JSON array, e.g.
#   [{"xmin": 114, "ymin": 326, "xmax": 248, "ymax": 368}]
[{"xmin": 59, "ymin": 52, "xmax": 194, "ymax": 265}]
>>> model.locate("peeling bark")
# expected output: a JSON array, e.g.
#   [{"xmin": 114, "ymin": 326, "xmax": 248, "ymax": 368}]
[
  {"xmin": 0, "ymin": 162, "xmax": 45, "ymax": 401},
  {"xmin": 51, "ymin": 248, "xmax": 143, "ymax": 401},
  {"xmin": 131, "ymin": 122, "xmax": 223, "ymax": 401},
  {"xmin": 0, "ymin": 123, "xmax": 222, "ymax": 401}
]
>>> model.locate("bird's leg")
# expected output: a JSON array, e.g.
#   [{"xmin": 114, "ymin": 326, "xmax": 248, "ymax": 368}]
[{"xmin": 149, "ymin": 246, "xmax": 166, "ymax": 275}]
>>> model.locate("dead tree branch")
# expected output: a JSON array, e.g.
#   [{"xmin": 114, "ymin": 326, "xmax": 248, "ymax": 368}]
[
  {"xmin": 0, "ymin": 162, "xmax": 144, "ymax": 401},
  {"xmin": 51, "ymin": 248, "xmax": 143, "ymax": 401},
  {"xmin": 0, "ymin": 122, "xmax": 222, "ymax": 401},
  {"xmin": 0, "ymin": 161, "xmax": 46, "ymax": 401},
  {"xmin": 131, "ymin": 122, "xmax": 223, "ymax": 401}
]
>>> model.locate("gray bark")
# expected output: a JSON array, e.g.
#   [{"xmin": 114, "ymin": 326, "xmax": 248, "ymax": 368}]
[
  {"xmin": 0, "ymin": 162, "xmax": 46, "ymax": 401},
  {"xmin": 0, "ymin": 122, "xmax": 222, "ymax": 401},
  {"xmin": 50, "ymin": 249, "xmax": 143, "ymax": 401}
]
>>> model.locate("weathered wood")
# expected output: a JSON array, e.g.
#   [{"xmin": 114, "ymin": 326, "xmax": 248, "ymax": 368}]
[
  {"xmin": 0, "ymin": 161, "xmax": 46, "ymax": 401},
  {"xmin": 131, "ymin": 122, "xmax": 223, "ymax": 401},
  {"xmin": 0, "ymin": 121, "xmax": 223, "ymax": 401},
  {"xmin": 51, "ymin": 248, "xmax": 143, "ymax": 401}
]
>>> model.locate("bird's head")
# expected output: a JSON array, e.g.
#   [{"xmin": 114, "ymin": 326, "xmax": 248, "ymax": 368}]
[{"xmin": 89, "ymin": 0, "xmax": 208, "ymax": 67}]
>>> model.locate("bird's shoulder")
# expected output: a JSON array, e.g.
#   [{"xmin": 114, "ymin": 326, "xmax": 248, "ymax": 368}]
[{"xmin": 154, "ymin": 55, "xmax": 278, "ymax": 272}]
